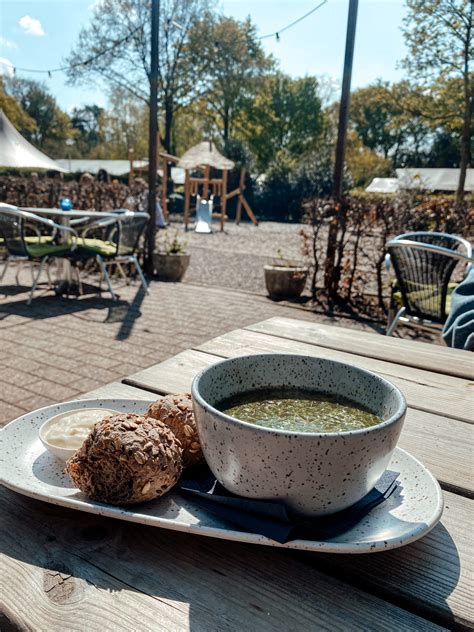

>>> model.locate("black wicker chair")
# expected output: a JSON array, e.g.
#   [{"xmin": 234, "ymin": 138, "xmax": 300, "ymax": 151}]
[{"xmin": 385, "ymin": 232, "xmax": 473, "ymax": 336}]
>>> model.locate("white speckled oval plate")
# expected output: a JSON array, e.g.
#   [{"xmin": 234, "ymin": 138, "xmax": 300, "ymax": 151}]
[{"xmin": 0, "ymin": 399, "xmax": 443, "ymax": 554}]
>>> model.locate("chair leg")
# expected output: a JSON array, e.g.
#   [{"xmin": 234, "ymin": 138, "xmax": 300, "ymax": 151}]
[
  {"xmin": 96, "ymin": 255, "xmax": 117, "ymax": 300},
  {"xmin": 0, "ymin": 256, "xmax": 10, "ymax": 283},
  {"xmin": 132, "ymin": 255, "xmax": 149, "ymax": 294},
  {"xmin": 116, "ymin": 262, "xmax": 130, "ymax": 285},
  {"xmin": 27, "ymin": 257, "xmax": 48, "ymax": 306},
  {"xmin": 386, "ymin": 307, "xmax": 406, "ymax": 336}
]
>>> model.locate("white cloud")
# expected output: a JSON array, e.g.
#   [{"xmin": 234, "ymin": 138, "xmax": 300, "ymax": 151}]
[
  {"xmin": 0, "ymin": 57, "xmax": 15, "ymax": 78},
  {"xmin": 0, "ymin": 36, "xmax": 17, "ymax": 50},
  {"xmin": 19, "ymin": 15, "xmax": 45, "ymax": 37}
]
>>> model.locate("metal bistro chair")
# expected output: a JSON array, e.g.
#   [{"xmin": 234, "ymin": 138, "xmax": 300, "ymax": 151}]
[
  {"xmin": 76, "ymin": 211, "xmax": 150, "ymax": 300},
  {"xmin": 385, "ymin": 231, "xmax": 473, "ymax": 336},
  {"xmin": 0, "ymin": 202, "xmax": 78, "ymax": 305}
]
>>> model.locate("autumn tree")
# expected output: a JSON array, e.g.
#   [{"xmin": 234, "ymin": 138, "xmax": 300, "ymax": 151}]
[
  {"xmin": 402, "ymin": 0, "xmax": 473, "ymax": 200},
  {"xmin": 7, "ymin": 78, "xmax": 75, "ymax": 156},
  {"xmin": 0, "ymin": 77, "xmax": 36, "ymax": 135},
  {"xmin": 66, "ymin": 0, "xmax": 213, "ymax": 153},
  {"xmin": 187, "ymin": 15, "xmax": 274, "ymax": 142}
]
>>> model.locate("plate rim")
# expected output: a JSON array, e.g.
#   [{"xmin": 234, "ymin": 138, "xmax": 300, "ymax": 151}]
[{"xmin": 0, "ymin": 398, "xmax": 444, "ymax": 554}]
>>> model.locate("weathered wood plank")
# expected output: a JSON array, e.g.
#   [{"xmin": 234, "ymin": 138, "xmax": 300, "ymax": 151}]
[
  {"xmin": 195, "ymin": 329, "xmax": 473, "ymax": 423},
  {"xmin": 123, "ymin": 349, "xmax": 218, "ymax": 396},
  {"xmin": 248, "ymin": 317, "xmax": 474, "ymax": 380},
  {"xmin": 304, "ymin": 491, "xmax": 473, "ymax": 631},
  {"xmin": 124, "ymin": 349, "xmax": 473, "ymax": 498},
  {"xmin": 77, "ymin": 381, "xmax": 156, "ymax": 401},
  {"xmin": 0, "ymin": 486, "xmax": 445, "ymax": 632}
]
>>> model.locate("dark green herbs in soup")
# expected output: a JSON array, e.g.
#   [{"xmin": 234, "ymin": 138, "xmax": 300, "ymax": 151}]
[{"xmin": 219, "ymin": 388, "xmax": 381, "ymax": 433}]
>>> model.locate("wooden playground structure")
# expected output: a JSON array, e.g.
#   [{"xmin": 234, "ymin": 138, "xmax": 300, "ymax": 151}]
[{"xmin": 158, "ymin": 142, "xmax": 258, "ymax": 231}]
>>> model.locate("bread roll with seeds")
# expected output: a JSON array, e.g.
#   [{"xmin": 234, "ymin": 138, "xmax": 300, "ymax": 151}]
[
  {"xmin": 66, "ymin": 413, "xmax": 182, "ymax": 505},
  {"xmin": 147, "ymin": 393, "xmax": 204, "ymax": 467}
]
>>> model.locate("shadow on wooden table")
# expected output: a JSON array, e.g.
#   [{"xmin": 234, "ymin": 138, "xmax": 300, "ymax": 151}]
[{"xmin": 1, "ymin": 485, "xmax": 461, "ymax": 631}]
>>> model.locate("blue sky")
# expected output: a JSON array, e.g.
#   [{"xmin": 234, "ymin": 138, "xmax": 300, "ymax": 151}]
[{"xmin": 0, "ymin": 0, "xmax": 408, "ymax": 112}]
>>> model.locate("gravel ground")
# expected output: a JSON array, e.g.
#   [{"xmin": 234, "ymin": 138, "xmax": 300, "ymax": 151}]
[{"xmin": 167, "ymin": 220, "xmax": 309, "ymax": 295}]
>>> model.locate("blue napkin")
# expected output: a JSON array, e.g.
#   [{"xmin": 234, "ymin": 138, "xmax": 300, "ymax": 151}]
[
  {"xmin": 176, "ymin": 466, "xmax": 399, "ymax": 544},
  {"xmin": 442, "ymin": 269, "xmax": 474, "ymax": 351}
]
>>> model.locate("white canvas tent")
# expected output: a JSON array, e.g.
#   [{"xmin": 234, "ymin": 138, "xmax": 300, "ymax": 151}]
[
  {"xmin": 396, "ymin": 168, "xmax": 474, "ymax": 191},
  {"xmin": 366, "ymin": 169, "xmax": 474, "ymax": 193},
  {"xmin": 0, "ymin": 109, "xmax": 68, "ymax": 172},
  {"xmin": 365, "ymin": 178, "xmax": 399, "ymax": 193}
]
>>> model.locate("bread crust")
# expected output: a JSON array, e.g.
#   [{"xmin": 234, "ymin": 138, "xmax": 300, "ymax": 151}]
[
  {"xmin": 66, "ymin": 413, "xmax": 183, "ymax": 505},
  {"xmin": 147, "ymin": 394, "xmax": 204, "ymax": 467}
]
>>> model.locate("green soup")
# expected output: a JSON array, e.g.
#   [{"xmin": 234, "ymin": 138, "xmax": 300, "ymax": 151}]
[{"xmin": 218, "ymin": 388, "xmax": 381, "ymax": 433}]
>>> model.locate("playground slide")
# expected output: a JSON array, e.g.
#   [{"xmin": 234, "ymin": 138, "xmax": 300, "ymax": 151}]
[{"xmin": 195, "ymin": 196, "xmax": 213, "ymax": 233}]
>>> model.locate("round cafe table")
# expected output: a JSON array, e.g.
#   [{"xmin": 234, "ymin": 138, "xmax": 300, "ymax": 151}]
[{"xmin": 21, "ymin": 207, "xmax": 123, "ymax": 295}]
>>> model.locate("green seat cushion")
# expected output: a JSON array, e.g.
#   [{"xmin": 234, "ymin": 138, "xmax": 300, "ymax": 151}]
[
  {"xmin": 78, "ymin": 238, "xmax": 119, "ymax": 257},
  {"xmin": 393, "ymin": 282, "xmax": 457, "ymax": 316},
  {"xmin": 26, "ymin": 242, "xmax": 74, "ymax": 258}
]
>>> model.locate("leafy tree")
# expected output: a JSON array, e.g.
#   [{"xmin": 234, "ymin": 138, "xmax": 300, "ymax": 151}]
[
  {"xmin": 66, "ymin": 0, "xmax": 213, "ymax": 153},
  {"xmin": 402, "ymin": 0, "xmax": 473, "ymax": 200},
  {"xmin": 71, "ymin": 105, "xmax": 106, "ymax": 156},
  {"xmin": 240, "ymin": 74, "xmax": 323, "ymax": 171},
  {"xmin": 349, "ymin": 81, "xmax": 435, "ymax": 166},
  {"xmin": 187, "ymin": 15, "xmax": 274, "ymax": 141},
  {"xmin": 0, "ymin": 77, "xmax": 36, "ymax": 135},
  {"xmin": 7, "ymin": 78, "xmax": 75, "ymax": 156}
]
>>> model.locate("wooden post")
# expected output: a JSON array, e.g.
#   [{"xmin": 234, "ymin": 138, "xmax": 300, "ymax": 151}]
[
  {"xmin": 145, "ymin": 0, "xmax": 160, "ymax": 273},
  {"xmin": 324, "ymin": 0, "xmax": 358, "ymax": 296},
  {"xmin": 161, "ymin": 156, "xmax": 168, "ymax": 219},
  {"xmin": 235, "ymin": 168, "xmax": 245, "ymax": 224},
  {"xmin": 184, "ymin": 169, "xmax": 190, "ymax": 231},
  {"xmin": 203, "ymin": 165, "xmax": 210, "ymax": 200},
  {"xmin": 221, "ymin": 169, "xmax": 228, "ymax": 231},
  {"xmin": 128, "ymin": 148, "xmax": 134, "ymax": 186}
]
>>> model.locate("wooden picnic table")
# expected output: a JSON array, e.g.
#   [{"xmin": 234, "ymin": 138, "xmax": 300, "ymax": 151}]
[{"xmin": 1, "ymin": 317, "xmax": 473, "ymax": 631}]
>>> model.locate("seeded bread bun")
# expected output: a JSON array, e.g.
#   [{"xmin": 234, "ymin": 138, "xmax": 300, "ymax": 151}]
[
  {"xmin": 66, "ymin": 413, "xmax": 183, "ymax": 505},
  {"xmin": 146, "ymin": 394, "xmax": 204, "ymax": 468}
]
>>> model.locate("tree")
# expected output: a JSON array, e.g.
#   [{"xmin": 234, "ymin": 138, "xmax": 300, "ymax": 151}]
[
  {"xmin": 187, "ymin": 15, "xmax": 274, "ymax": 141},
  {"xmin": 66, "ymin": 0, "xmax": 213, "ymax": 153},
  {"xmin": 240, "ymin": 74, "xmax": 323, "ymax": 171},
  {"xmin": 71, "ymin": 105, "xmax": 106, "ymax": 156},
  {"xmin": 0, "ymin": 77, "xmax": 36, "ymax": 135},
  {"xmin": 7, "ymin": 78, "xmax": 75, "ymax": 156},
  {"xmin": 349, "ymin": 81, "xmax": 435, "ymax": 166},
  {"xmin": 402, "ymin": 0, "xmax": 473, "ymax": 201}
]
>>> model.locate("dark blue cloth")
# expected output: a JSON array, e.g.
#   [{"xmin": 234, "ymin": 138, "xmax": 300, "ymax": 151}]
[
  {"xmin": 176, "ymin": 465, "xmax": 399, "ymax": 544},
  {"xmin": 442, "ymin": 269, "xmax": 474, "ymax": 351}
]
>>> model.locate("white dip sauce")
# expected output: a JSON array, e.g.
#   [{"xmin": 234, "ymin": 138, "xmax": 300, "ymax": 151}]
[{"xmin": 42, "ymin": 408, "xmax": 118, "ymax": 450}]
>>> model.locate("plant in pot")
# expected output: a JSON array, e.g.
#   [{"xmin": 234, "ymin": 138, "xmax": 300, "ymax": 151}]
[
  {"xmin": 153, "ymin": 230, "xmax": 190, "ymax": 282},
  {"xmin": 264, "ymin": 248, "xmax": 309, "ymax": 299}
]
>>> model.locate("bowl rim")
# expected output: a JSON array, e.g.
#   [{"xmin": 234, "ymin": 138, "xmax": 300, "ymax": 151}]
[{"xmin": 191, "ymin": 353, "xmax": 407, "ymax": 438}]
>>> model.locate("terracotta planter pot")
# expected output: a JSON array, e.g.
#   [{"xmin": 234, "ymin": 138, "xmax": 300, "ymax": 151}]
[
  {"xmin": 264, "ymin": 264, "xmax": 309, "ymax": 299},
  {"xmin": 153, "ymin": 253, "xmax": 190, "ymax": 282}
]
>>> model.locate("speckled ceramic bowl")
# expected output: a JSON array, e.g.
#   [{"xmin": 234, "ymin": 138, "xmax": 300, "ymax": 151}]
[{"xmin": 191, "ymin": 354, "xmax": 407, "ymax": 517}]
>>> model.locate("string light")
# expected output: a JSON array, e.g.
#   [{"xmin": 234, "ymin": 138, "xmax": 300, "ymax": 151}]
[
  {"xmin": 258, "ymin": 0, "xmax": 328, "ymax": 41},
  {"xmin": 1, "ymin": 2, "xmax": 328, "ymax": 77},
  {"xmin": 2, "ymin": 25, "xmax": 141, "ymax": 77}
]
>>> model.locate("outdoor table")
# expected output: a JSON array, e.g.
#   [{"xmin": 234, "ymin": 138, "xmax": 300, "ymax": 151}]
[
  {"xmin": 1, "ymin": 317, "xmax": 472, "ymax": 630},
  {"xmin": 21, "ymin": 207, "xmax": 121, "ymax": 294}
]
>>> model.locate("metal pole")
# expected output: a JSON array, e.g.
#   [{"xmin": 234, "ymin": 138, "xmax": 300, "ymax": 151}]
[
  {"xmin": 146, "ymin": 0, "xmax": 159, "ymax": 273},
  {"xmin": 332, "ymin": 0, "xmax": 358, "ymax": 201}
]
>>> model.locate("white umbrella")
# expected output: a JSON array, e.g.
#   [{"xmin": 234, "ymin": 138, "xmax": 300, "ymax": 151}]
[{"xmin": 0, "ymin": 109, "xmax": 68, "ymax": 172}]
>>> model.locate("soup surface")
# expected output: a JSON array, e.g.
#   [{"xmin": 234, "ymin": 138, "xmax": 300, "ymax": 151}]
[{"xmin": 218, "ymin": 388, "xmax": 381, "ymax": 433}]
